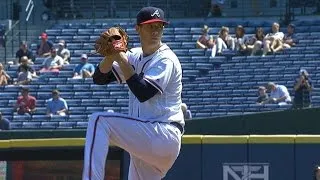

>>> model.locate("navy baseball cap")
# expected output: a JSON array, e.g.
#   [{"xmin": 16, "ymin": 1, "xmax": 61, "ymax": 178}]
[{"xmin": 136, "ymin": 7, "xmax": 169, "ymax": 25}]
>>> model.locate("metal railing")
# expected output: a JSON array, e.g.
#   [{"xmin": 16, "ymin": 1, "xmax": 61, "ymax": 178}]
[{"xmin": 3, "ymin": 20, "xmax": 21, "ymax": 64}]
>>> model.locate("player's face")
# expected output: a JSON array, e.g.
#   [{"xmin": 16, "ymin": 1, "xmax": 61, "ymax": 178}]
[{"xmin": 136, "ymin": 22, "xmax": 164, "ymax": 44}]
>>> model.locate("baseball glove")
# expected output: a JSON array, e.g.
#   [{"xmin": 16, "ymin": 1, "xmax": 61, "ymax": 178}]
[{"xmin": 95, "ymin": 26, "xmax": 129, "ymax": 57}]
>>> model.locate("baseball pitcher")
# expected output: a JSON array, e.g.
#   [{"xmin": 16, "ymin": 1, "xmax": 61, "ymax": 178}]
[{"xmin": 82, "ymin": 6, "xmax": 185, "ymax": 180}]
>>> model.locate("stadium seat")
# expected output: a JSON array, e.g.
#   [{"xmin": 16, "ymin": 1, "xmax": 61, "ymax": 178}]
[
  {"xmin": 68, "ymin": 107, "xmax": 86, "ymax": 114},
  {"xmin": 22, "ymin": 122, "xmax": 41, "ymax": 129},
  {"xmin": 10, "ymin": 122, "xmax": 22, "ymax": 129},
  {"xmin": 40, "ymin": 121, "xmax": 58, "ymax": 129},
  {"xmin": 76, "ymin": 122, "xmax": 88, "ymax": 129},
  {"xmin": 13, "ymin": 114, "xmax": 31, "ymax": 122},
  {"xmin": 58, "ymin": 121, "xmax": 76, "ymax": 129}
]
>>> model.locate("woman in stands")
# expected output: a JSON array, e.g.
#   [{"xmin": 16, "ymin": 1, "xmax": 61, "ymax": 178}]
[
  {"xmin": 0, "ymin": 63, "xmax": 11, "ymax": 86},
  {"xmin": 196, "ymin": 25, "xmax": 215, "ymax": 49},
  {"xmin": 216, "ymin": 26, "xmax": 233, "ymax": 55},
  {"xmin": 232, "ymin": 25, "xmax": 250, "ymax": 55},
  {"xmin": 248, "ymin": 27, "xmax": 265, "ymax": 56}
]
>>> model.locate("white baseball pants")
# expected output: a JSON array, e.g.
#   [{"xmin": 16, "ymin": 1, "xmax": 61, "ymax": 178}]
[{"xmin": 82, "ymin": 112, "xmax": 182, "ymax": 180}]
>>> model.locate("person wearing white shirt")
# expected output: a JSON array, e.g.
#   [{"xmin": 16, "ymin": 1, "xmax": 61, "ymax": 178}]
[
  {"xmin": 40, "ymin": 48, "xmax": 64, "ymax": 72},
  {"xmin": 262, "ymin": 22, "xmax": 284, "ymax": 56},
  {"xmin": 57, "ymin": 40, "xmax": 71, "ymax": 64},
  {"xmin": 266, "ymin": 82, "xmax": 291, "ymax": 105}
]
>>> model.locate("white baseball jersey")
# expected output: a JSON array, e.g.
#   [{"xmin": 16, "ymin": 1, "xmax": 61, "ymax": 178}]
[{"xmin": 111, "ymin": 44, "xmax": 185, "ymax": 126}]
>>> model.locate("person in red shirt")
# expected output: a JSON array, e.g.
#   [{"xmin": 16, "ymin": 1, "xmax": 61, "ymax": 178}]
[
  {"xmin": 196, "ymin": 25, "xmax": 215, "ymax": 49},
  {"xmin": 14, "ymin": 87, "xmax": 37, "ymax": 115}
]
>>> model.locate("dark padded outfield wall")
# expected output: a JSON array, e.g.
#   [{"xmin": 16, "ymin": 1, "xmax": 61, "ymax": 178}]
[{"xmin": 0, "ymin": 135, "xmax": 320, "ymax": 179}]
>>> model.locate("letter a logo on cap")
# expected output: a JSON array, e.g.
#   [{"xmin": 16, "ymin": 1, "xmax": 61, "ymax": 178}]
[{"xmin": 151, "ymin": 9, "xmax": 160, "ymax": 17}]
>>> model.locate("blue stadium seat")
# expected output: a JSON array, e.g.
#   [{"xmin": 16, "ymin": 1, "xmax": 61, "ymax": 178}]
[
  {"xmin": 61, "ymin": 29, "xmax": 78, "ymax": 35},
  {"xmin": 86, "ymin": 107, "xmax": 104, "ymax": 114},
  {"xmin": 48, "ymin": 77, "xmax": 67, "ymax": 84},
  {"xmin": 83, "ymin": 43, "xmax": 95, "ymax": 50},
  {"xmin": 40, "ymin": 122, "xmax": 58, "ymax": 129},
  {"xmin": 188, "ymin": 49, "xmax": 205, "ymax": 56},
  {"xmin": 13, "ymin": 114, "xmax": 31, "ymax": 122},
  {"xmin": 68, "ymin": 114, "xmax": 87, "ymax": 121},
  {"xmin": 31, "ymin": 115, "xmax": 49, "ymax": 121},
  {"xmin": 110, "ymin": 91, "xmax": 128, "ymax": 98},
  {"xmin": 162, "ymin": 35, "xmax": 175, "ymax": 42},
  {"xmin": 58, "ymin": 121, "xmax": 76, "ymax": 129},
  {"xmin": 73, "ymin": 35, "xmax": 90, "ymax": 43},
  {"xmin": 174, "ymin": 27, "xmax": 190, "ymax": 34},
  {"xmin": 74, "ymin": 91, "xmax": 92, "ymax": 98},
  {"xmin": 166, "ymin": 42, "xmax": 181, "ymax": 49},
  {"xmin": 22, "ymin": 122, "xmax": 41, "ymax": 129},
  {"xmin": 163, "ymin": 28, "xmax": 174, "ymax": 35},
  {"xmin": 67, "ymin": 43, "xmax": 82, "ymax": 50},
  {"xmin": 92, "ymin": 91, "xmax": 110, "ymax": 98},
  {"xmin": 0, "ymin": 92, "xmax": 17, "ymax": 100},
  {"xmin": 46, "ymin": 29, "xmax": 61, "ymax": 36},
  {"xmin": 50, "ymin": 115, "xmax": 67, "ymax": 122},
  {"xmin": 0, "ymin": 107, "xmax": 14, "ymax": 115},
  {"xmin": 56, "ymin": 35, "xmax": 73, "ymax": 41},
  {"xmin": 68, "ymin": 107, "xmax": 86, "ymax": 114},
  {"xmin": 99, "ymin": 99, "xmax": 116, "ymax": 106},
  {"xmin": 81, "ymin": 99, "xmax": 100, "ymax": 106},
  {"xmin": 77, "ymin": 29, "xmax": 94, "ymax": 35},
  {"xmin": 116, "ymin": 99, "xmax": 129, "ymax": 106},
  {"xmin": 56, "ymin": 84, "xmax": 74, "ymax": 91},
  {"xmin": 76, "ymin": 121, "xmax": 88, "ymax": 129},
  {"xmin": 190, "ymin": 27, "xmax": 202, "ymax": 35},
  {"xmin": 90, "ymin": 84, "xmax": 107, "ymax": 91}
]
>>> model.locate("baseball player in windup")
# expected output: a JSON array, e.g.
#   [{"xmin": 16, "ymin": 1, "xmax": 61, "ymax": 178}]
[{"xmin": 82, "ymin": 6, "xmax": 185, "ymax": 180}]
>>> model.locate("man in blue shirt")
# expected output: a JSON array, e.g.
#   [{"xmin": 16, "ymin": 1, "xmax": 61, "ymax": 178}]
[
  {"xmin": 73, "ymin": 54, "xmax": 95, "ymax": 79},
  {"xmin": 46, "ymin": 89, "xmax": 68, "ymax": 116}
]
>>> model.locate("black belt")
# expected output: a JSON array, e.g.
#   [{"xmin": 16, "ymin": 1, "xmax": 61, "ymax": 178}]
[{"xmin": 170, "ymin": 122, "xmax": 184, "ymax": 134}]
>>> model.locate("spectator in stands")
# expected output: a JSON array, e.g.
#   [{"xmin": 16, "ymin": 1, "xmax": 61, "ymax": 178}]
[
  {"xmin": 216, "ymin": 26, "xmax": 234, "ymax": 55},
  {"xmin": 181, "ymin": 103, "xmax": 192, "ymax": 120},
  {"xmin": 46, "ymin": 89, "xmax": 68, "ymax": 116},
  {"xmin": 73, "ymin": 54, "xmax": 95, "ymax": 79},
  {"xmin": 57, "ymin": 40, "xmax": 71, "ymax": 64},
  {"xmin": 276, "ymin": 23, "xmax": 297, "ymax": 52},
  {"xmin": 266, "ymin": 82, "xmax": 291, "ymax": 105},
  {"xmin": 207, "ymin": 0, "xmax": 223, "ymax": 17},
  {"xmin": 232, "ymin": 25, "xmax": 250, "ymax": 54},
  {"xmin": 196, "ymin": 25, "xmax": 215, "ymax": 49},
  {"xmin": 261, "ymin": 22, "xmax": 284, "ymax": 56},
  {"xmin": 270, "ymin": 23, "xmax": 297, "ymax": 54},
  {"xmin": 17, "ymin": 56, "xmax": 37, "ymax": 78},
  {"xmin": 40, "ymin": 48, "xmax": 64, "ymax": 72},
  {"xmin": 293, "ymin": 69, "xmax": 313, "ymax": 109},
  {"xmin": 37, "ymin": 32, "xmax": 53, "ymax": 57},
  {"xmin": 15, "ymin": 64, "xmax": 32, "ymax": 85},
  {"xmin": 16, "ymin": 41, "xmax": 34, "ymax": 64},
  {"xmin": 249, "ymin": 27, "xmax": 265, "ymax": 56},
  {"xmin": 14, "ymin": 87, "xmax": 37, "ymax": 115},
  {"xmin": 0, "ymin": 112, "xmax": 10, "ymax": 130},
  {"xmin": 256, "ymin": 86, "xmax": 269, "ymax": 104},
  {"xmin": 0, "ymin": 63, "xmax": 11, "ymax": 86}
]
